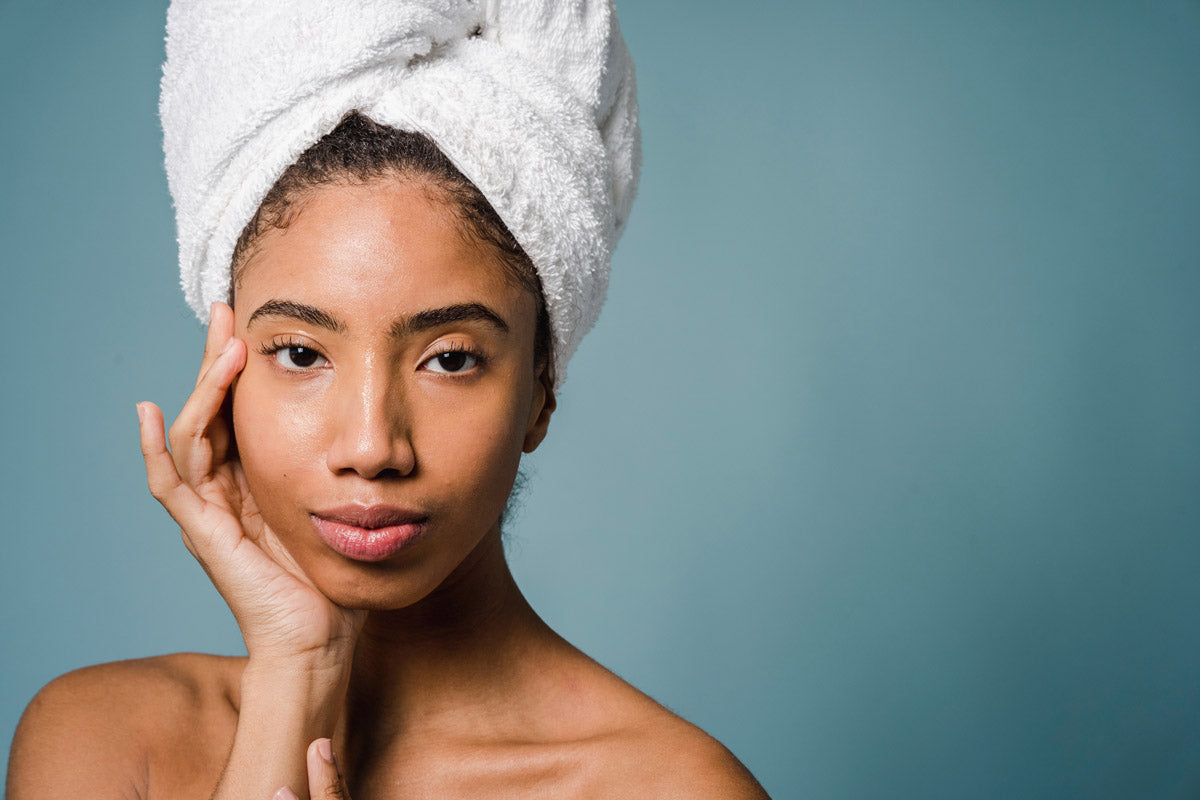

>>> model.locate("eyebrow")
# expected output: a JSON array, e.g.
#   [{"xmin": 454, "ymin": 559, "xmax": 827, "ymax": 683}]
[
  {"xmin": 248, "ymin": 299, "xmax": 345, "ymax": 332},
  {"xmin": 247, "ymin": 299, "xmax": 509, "ymax": 337},
  {"xmin": 391, "ymin": 303, "xmax": 510, "ymax": 337}
]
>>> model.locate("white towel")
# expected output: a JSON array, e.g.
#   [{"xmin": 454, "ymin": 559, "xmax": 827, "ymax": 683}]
[{"xmin": 160, "ymin": 0, "xmax": 640, "ymax": 388}]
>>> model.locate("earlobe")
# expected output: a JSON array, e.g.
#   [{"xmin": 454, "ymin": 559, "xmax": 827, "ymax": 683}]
[{"xmin": 522, "ymin": 371, "xmax": 556, "ymax": 453}]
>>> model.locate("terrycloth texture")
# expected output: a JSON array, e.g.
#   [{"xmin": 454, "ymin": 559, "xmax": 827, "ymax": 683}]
[{"xmin": 161, "ymin": 0, "xmax": 640, "ymax": 388}]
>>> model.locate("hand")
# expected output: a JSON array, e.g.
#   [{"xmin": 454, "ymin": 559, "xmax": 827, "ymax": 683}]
[
  {"xmin": 138, "ymin": 302, "xmax": 365, "ymax": 665},
  {"xmin": 273, "ymin": 739, "xmax": 351, "ymax": 800}
]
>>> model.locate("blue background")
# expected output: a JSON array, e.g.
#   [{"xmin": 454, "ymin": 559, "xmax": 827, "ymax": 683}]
[{"xmin": 2, "ymin": 1, "xmax": 1199, "ymax": 797}]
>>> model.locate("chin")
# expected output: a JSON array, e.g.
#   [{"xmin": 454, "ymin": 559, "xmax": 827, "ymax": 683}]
[
  {"xmin": 325, "ymin": 589, "xmax": 422, "ymax": 612},
  {"xmin": 316, "ymin": 577, "xmax": 435, "ymax": 612},
  {"xmin": 304, "ymin": 559, "xmax": 441, "ymax": 611}
]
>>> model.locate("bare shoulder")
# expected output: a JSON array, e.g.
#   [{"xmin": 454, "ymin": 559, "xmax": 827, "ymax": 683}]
[
  {"xmin": 612, "ymin": 697, "xmax": 770, "ymax": 799},
  {"xmin": 563, "ymin": 658, "xmax": 770, "ymax": 799},
  {"xmin": 7, "ymin": 653, "xmax": 243, "ymax": 799}
]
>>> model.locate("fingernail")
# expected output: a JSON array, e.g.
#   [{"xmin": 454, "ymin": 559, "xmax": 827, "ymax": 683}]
[
  {"xmin": 317, "ymin": 737, "xmax": 334, "ymax": 763},
  {"xmin": 220, "ymin": 338, "xmax": 236, "ymax": 356},
  {"xmin": 135, "ymin": 402, "xmax": 146, "ymax": 423},
  {"xmin": 274, "ymin": 788, "xmax": 299, "ymax": 800}
]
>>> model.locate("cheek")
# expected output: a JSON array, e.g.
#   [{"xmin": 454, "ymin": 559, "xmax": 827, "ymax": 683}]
[
  {"xmin": 231, "ymin": 371, "xmax": 329, "ymax": 493},
  {"xmin": 416, "ymin": 388, "xmax": 528, "ymax": 506}
]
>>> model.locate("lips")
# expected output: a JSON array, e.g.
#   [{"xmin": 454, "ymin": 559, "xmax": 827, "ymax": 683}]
[{"xmin": 310, "ymin": 504, "xmax": 428, "ymax": 562}]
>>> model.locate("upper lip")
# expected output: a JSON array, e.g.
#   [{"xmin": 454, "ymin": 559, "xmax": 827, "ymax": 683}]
[{"xmin": 311, "ymin": 504, "xmax": 428, "ymax": 529}]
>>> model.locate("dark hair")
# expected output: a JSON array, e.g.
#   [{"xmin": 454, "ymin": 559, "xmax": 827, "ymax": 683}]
[{"xmin": 233, "ymin": 110, "xmax": 554, "ymax": 382}]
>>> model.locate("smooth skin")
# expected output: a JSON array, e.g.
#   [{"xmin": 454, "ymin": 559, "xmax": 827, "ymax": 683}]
[{"xmin": 7, "ymin": 179, "xmax": 769, "ymax": 799}]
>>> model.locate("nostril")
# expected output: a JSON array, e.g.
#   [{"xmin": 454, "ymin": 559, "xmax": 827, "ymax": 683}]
[{"xmin": 374, "ymin": 465, "xmax": 409, "ymax": 480}]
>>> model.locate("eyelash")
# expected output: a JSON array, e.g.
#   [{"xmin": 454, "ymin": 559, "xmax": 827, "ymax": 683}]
[{"xmin": 258, "ymin": 337, "xmax": 302, "ymax": 356}]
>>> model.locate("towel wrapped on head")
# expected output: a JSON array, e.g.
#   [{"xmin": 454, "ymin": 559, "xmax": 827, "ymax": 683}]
[{"xmin": 160, "ymin": 0, "xmax": 640, "ymax": 388}]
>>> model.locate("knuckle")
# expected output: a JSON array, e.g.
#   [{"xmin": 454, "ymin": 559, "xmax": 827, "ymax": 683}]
[
  {"xmin": 146, "ymin": 469, "xmax": 181, "ymax": 501},
  {"xmin": 177, "ymin": 415, "xmax": 211, "ymax": 443},
  {"xmin": 145, "ymin": 469, "xmax": 166, "ymax": 494}
]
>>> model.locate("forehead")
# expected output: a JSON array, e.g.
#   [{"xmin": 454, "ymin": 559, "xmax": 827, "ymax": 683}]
[{"xmin": 234, "ymin": 178, "xmax": 531, "ymax": 326}]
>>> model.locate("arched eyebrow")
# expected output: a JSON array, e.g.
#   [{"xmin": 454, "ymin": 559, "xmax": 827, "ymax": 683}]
[
  {"xmin": 247, "ymin": 299, "xmax": 509, "ymax": 337},
  {"xmin": 391, "ymin": 303, "xmax": 510, "ymax": 337},
  {"xmin": 248, "ymin": 299, "xmax": 344, "ymax": 332}
]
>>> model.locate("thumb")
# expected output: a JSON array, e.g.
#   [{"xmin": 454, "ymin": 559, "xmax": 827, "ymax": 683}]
[{"xmin": 306, "ymin": 738, "xmax": 351, "ymax": 799}]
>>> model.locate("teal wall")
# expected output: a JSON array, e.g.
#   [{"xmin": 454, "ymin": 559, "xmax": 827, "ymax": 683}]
[{"xmin": 2, "ymin": 2, "xmax": 1199, "ymax": 797}]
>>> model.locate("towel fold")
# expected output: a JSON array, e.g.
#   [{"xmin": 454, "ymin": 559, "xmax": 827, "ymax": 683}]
[{"xmin": 161, "ymin": 0, "xmax": 640, "ymax": 387}]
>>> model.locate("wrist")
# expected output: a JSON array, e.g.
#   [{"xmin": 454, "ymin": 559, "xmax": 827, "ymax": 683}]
[
  {"xmin": 245, "ymin": 633, "xmax": 356, "ymax": 670},
  {"xmin": 239, "ymin": 656, "xmax": 351, "ymax": 742},
  {"xmin": 243, "ymin": 650, "xmax": 352, "ymax": 694},
  {"xmin": 214, "ymin": 654, "xmax": 352, "ymax": 800}
]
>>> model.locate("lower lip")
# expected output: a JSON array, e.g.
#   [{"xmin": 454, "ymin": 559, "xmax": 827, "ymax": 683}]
[{"xmin": 310, "ymin": 515, "xmax": 427, "ymax": 562}]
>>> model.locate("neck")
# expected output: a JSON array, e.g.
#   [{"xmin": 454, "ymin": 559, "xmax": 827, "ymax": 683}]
[{"xmin": 336, "ymin": 527, "xmax": 557, "ymax": 750}]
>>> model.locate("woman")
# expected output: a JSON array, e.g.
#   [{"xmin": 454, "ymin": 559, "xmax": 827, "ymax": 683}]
[{"xmin": 8, "ymin": 1, "xmax": 768, "ymax": 798}]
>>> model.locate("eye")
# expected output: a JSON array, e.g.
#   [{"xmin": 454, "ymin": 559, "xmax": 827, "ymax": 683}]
[
  {"xmin": 259, "ymin": 340, "xmax": 329, "ymax": 371},
  {"xmin": 276, "ymin": 346, "xmax": 327, "ymax": 370},
  {"xmin": 422, "ymin": 347, "xmax": 481, "ymax": 374}
]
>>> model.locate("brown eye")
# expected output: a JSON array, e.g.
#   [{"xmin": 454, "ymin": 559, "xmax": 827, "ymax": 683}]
[
  {"xmin": 274, "ymin": 346, "xmax": 326, "ymax": 370},
  {"xmin": 424, "ymin": 350, "xmax": 479, "ymax": 374}
]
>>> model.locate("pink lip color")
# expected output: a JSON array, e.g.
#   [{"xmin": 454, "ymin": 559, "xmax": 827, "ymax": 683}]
[{"xmin": 310, "ymin": 505, "xmax": 428, "ymax": 562}]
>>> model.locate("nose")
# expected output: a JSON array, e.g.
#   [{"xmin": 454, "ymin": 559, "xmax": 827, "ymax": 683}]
[{"xmin": 325, "ymin": 367, "xmax": 416, "ymax": 479}]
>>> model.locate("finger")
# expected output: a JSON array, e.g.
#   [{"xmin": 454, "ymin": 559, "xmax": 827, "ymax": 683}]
[
  {"xmin": 138, "ymin": 401, "xmax": 206, "ymax": 525},
  {"xmin": 307, "ymin": 738, "xmax": 351, "ymax": 799},
  {"xmin": 195, "ymin": 301, "xmax": 236, "ymax": 389},
  {"xmin": 141, "ymin": 400, "xmax": 269, "ymax": 603},
  {"xmin": 168, "ymin": 335, "xmax": 247, "ymax": 483},
  {"xmin": 139, "ymin": 401, "xmax": 229, "ymax": 570},
  {"xmin": 273, "ymin": 788, "xmax": 299, "ymax": 800}
]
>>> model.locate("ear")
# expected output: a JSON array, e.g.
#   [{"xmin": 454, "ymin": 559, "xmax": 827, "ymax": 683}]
[{"xmin": 522, "ymin": 367, "xmax": 556, "ymax": 453}]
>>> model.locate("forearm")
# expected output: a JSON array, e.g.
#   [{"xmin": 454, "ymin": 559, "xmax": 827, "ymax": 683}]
[{"xmin": 210, "ymin": 657, "xmax": 350, "ymax": 800}]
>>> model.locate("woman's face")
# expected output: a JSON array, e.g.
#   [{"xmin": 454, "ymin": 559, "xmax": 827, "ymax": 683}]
[{"xmin": 230, "ymin": 177, "xmax": 552, "ymax": 610}]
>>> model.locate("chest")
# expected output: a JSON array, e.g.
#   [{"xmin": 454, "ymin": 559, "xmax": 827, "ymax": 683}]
[{"xmin": 341, "ymin": 737, "xmax": 639, "ymax": 800}]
